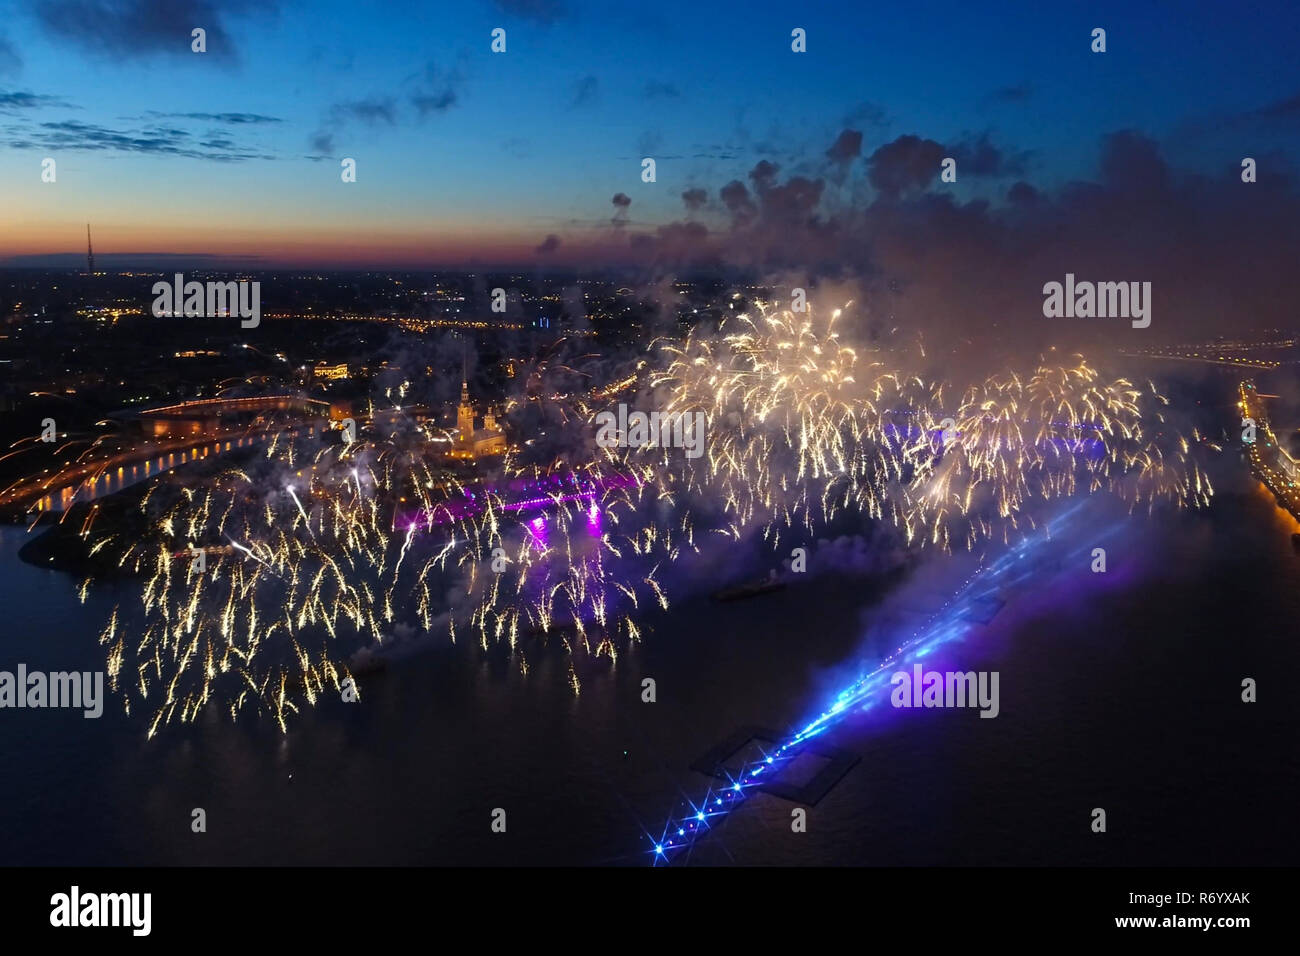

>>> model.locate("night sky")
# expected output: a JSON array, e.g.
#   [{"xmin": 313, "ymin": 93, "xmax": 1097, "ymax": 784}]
[{"xmin": 1, "ymin": 0, "xmax": 1298, "ymax": 298}]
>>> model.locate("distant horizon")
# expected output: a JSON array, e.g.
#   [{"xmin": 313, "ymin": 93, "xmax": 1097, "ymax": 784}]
[{"xmin": 0, "ymin": 254, "xmax": 755, "ymax": 277}]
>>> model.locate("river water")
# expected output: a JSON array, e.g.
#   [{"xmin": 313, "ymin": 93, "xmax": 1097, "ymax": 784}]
[{"xmin": 1, "ymin": 482, "xmax": 1297, "ymax": 866}]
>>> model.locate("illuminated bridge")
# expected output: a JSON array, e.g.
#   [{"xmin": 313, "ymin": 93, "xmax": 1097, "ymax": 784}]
[
  {"xmin": 11, "ymin": 429, "xmax": 323, "ymax": 516},
  {"xmin": 4, "ymin": 395, "xmax": 332, "ymax": 517},
  {"xmin": 1239, "ymin": 380, "xmax": 1300, "ymax": 522},
  {"xmin": 132, "ymin": 394, "xmax": 330, "ymax": 439}
]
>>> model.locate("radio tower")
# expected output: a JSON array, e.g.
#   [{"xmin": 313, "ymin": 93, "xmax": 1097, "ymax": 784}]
[{"xmin": 86, "ymin": 224, "xmax": 95, "ymax": 276}]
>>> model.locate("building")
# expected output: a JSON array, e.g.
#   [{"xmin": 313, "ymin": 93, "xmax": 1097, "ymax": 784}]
[
  {"xmin": 313, "ymin": 362, "xmax": 350, "ymax": 381},
  {"xmin": 328, "ymin": 399, "xmax": 357, "ymax": 421},
  {"xmin": 138, "ymin": 409, "xmax": 216, "ymax": 438},
  {"xmin": 449, "ymin": 379, "xmax": 506, "ymax": 459},
  {"xmin": 1280, "ymin": 430, "xmax": 1300, "ymax": 480}
]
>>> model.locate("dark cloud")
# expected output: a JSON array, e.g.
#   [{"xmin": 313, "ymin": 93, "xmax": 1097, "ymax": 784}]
[
  {"xmin": 867, "ymin": 134, "xmax": 946, "ymax": 198},
  {"xmin": 411, "ymin": 90, "xmax": 457, "ymax": 115},
  {"xmin": 308, "ymin": 62, "xmax": 465, "ymax": 152},
  {"xmin": 682, "ymin": 187, "xmax": 708, "ymax": 211},
  {"xmin": 626, "ymin": 220, "xmax": 712, "ymax": 268},
  {"xmin": 865, "ymin": 133, "xmax": 1293, "ymax": 344},
  {"xmin": 720, "ymin": 179, "xmax": 757, "ymax": 224},
  {"xmin": 309, "ymin": 97, "xmax": 397, "ymax": 154},
  {"xmin": 948, "ymin": 132, "xmax": 1029, "ymax": 177},
  {"xmin": 27, "ymin": 0, "xmax": 274, "ymax": 63},
  {"xmin": 535, "ymin": 233, "xmax": 561, "ymax": 255},
  {"xmin": 749, "ymin": 159, "xmax": 780, "ymax": 191},
  {"xmin": 5, "ymin": 118, "xmax": 272, "ymax": 161},
  {"xmin": 658, "ymin": 221, "xmax": 707, "ymax": 243},
  {"xmin": 1098, "ymin": 129, "xmax": 1169, "ymax": 194},
  {"xmin": 308, "ymin": 130, "xmax": 334, "ymax": 156},
  {"xmin": 755, "ymin": 176, "xmax": 825, "ymax": 225},
  {"xmin": 594, "ymin": 121, "xmax": 1300, "ymax": 355},
  {"xmin": 611, "ymin": 192, "xmax": 631, "ymax": 228},
  {"xmin": 0, "ymin": 90, "xmax": 75, "ymax": 111},
  {"xmin": 410, "ymin": 60, "xmax": 464, "ymax": 117},
  {"xmin": 144, "ymin": 110, "xmax": 281, "ymax": 124},
  {"xmin": 571, "ymin": 74, "xmax": 598, "ymax": 108},
  {"xmin": 329, "ymin": 97, "xmax": 397, "ymax": 126},
  {"xmin": 493, "ymin": 0, "xmax": 566, "ymax": 24},
  {"xmin": 826, "ymin": 129, "xmax": 863, "ymax": 166},
  {"xmin": 644, "ymin": 81, "xmax": 680, "ymax": 99},
  {"xmin": 683, "ymin": 139, "xmax": 741, "ymax": 161}
]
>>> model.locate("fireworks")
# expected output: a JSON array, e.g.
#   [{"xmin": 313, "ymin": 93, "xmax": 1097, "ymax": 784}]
[
  {"xmin": 78, "ymin": 301, "xmax": 1212, "ymax": 735},
  {"xmin": 620, "ymin": 303, "xmax": 1211, "ymax": 550}
]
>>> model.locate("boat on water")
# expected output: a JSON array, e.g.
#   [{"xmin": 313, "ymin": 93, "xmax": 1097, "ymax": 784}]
[{"xmin": 712, "ymin": 570, "xmax": 785, "ymax": 602}]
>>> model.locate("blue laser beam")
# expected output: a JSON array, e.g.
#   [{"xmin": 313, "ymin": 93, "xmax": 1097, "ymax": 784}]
[{"xmin": 647, "ymin": 499, "xmax": 1122, "ymax": 864}]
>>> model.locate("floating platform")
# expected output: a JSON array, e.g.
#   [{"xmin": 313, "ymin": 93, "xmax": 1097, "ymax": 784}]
[
  {"xmin": 690, "ymin": 725, "xmax": 859, "ymax": 806},
  {"xmin": 958, "ymin": 595, "xmax": 1006, "ymax": 624}
]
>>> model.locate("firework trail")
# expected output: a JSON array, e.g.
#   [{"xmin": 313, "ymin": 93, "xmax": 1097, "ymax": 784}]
[{"xmin": 81, "ymin": 301, "xmax": 1211, "ymax": 735}]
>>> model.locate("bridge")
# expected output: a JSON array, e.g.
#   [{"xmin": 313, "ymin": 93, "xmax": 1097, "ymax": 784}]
[
  {"xmin": 2, "ymin": 394, "xmax": 333, "ymax": 517},
  {"xmin": 131, "ymin": 394, "xmax": 330, "ymax": 439},
  {"xmin": 1, "ymin": 431, "xmax": 303, "ymax": 516},
  {"xmin": 1239, "ymin": 380, "xmax": 1300, "ymax": 521},
  {"xmin": 1123, "ymin": 349, "xmax": 1281, "ymax": 370}
]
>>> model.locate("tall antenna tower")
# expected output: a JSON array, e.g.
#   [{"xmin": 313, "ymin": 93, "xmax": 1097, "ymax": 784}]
[{"xmin": 86, "ymin": 224, "xmax": 95, "ymax": 276}]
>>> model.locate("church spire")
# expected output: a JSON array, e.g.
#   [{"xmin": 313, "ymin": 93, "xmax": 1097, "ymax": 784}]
[{"xmin": 457, "ymin": 351, "xmax": 474, "ymax": 441}]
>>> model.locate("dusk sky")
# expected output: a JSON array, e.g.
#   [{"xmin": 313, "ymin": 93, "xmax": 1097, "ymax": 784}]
[{"xmin": 2, "ymin": 0, "xmax": 1298, "ymax": 269}]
